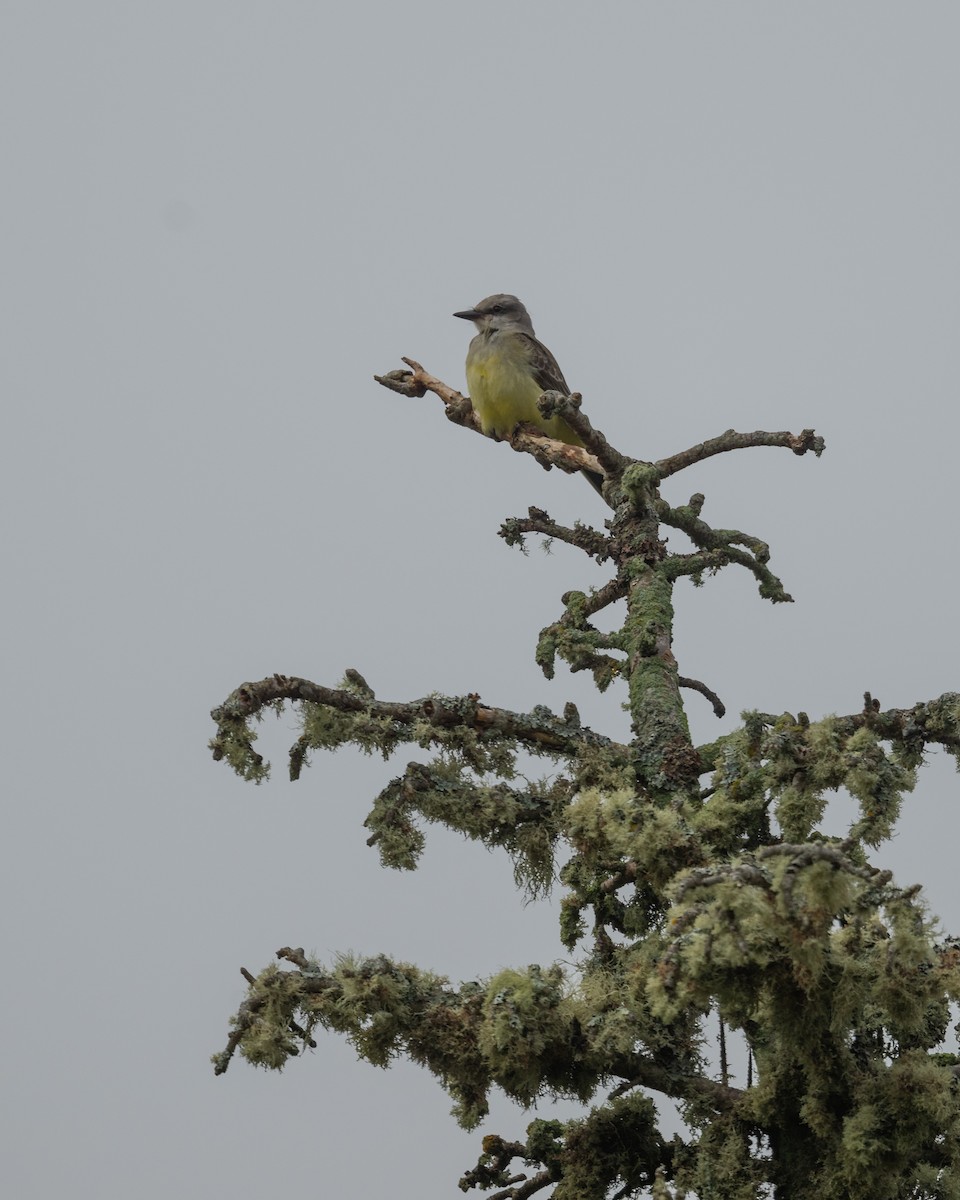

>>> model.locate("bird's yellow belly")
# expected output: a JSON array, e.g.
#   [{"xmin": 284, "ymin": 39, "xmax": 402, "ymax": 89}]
[{"xmin": 466, "ymin": 341, "xmax": 574, "ymax": 443}]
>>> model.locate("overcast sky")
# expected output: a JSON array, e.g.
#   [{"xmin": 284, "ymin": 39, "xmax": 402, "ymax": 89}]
[{"xmin": 4, "ymin": 4, "xmax": 960, "ymax": 1197}]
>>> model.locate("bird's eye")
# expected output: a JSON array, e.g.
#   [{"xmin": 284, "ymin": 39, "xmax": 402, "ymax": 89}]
[{"xmin": 490, "ymin": 304, "xmax": 503, "ymax": 314}]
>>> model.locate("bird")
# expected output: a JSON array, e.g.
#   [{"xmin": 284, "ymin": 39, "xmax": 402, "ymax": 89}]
[{"xmin": 453, "ymin": 294, "xmax": 603, "ymax": 492}]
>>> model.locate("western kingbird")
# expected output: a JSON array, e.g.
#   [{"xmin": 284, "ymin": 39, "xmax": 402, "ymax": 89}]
[{"xmin": 453, "ymin": 294, "xmax": 603, "ymax": 491}]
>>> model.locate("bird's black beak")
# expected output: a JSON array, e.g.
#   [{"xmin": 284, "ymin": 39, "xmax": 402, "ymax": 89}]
[{"xmin": 453, "ymin": 309, "xmax": 481, "ymax": 321}]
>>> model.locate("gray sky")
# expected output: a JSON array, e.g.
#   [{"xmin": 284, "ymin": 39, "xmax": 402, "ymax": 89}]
[{"xmin": 4, "ymin": 4, "xmax": 959, "ymax": 1196}]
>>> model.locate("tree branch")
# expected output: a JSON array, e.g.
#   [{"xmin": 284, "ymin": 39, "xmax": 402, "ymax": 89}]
[
  {"xmin": 375, "ymin": 359, "xmax": 607, "ymax": 480},
  {"xmin": 488, "ymin": 1170, "xmax": 554, "ymax": 1200},
  {"xmin": 213, "ymin": 953, "xmax": 745, "ymax": 1121},
  {"xmin": 499, "ymin": 507, "xmax": 613, "ymax": 561},
  {"xmin": 511, "ymin": 425, "xmax": 605, "ymax": 480},
  {"xmin": 210, "ymin": 673, "xmax": 628, "ymax": 781},
  {"xmin": 678, "ymin": 675, "xmax": 726, "ymax": 718},
  {"xmin": 656, "ymin": 428, "xmax": 825, "ymax": 479},
  {"xmin": 717, "ymin": 694, "xmax": 960, "ymax": 764},
  {"xmin": 852, "ymin": 690, "xmax": 960, "ymax": 756},
  {"xmin": 535, "ymin": 389, "xmax": 630, "ymax": 481},
  {"xmin": 659, "ymin": 499, "xmax": 792, "ymax": 603}
]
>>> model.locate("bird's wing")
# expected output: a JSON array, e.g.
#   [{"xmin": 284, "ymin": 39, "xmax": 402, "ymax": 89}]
[{"xmin": 520, "ymin": 333, "xmax": 571, "ymax": 394}]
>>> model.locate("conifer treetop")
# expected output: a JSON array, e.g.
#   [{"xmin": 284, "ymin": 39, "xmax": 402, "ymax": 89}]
[{"xmin": 207, "ymin": 363, "xmax": 960, "ymax": 1200}]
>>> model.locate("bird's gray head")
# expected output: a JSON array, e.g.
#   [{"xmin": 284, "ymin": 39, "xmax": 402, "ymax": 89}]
[{"xmin": 453, "ymin": 293, "xmax": 535, "ymax": 335}]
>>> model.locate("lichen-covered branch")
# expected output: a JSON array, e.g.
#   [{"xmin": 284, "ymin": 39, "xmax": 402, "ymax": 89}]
[
  {"xmin": 363, "ymin": 758, "xmax": 570, "ymax": 892},
  {"xmin": 210, "ymin": 672, "xmax": 625, "ymax": 783},
  {"xmin": 853, "ymin": 689, "xmax": 960, "ymax": 757},
  {"xmin": 459, "ymin": 1103, "xmax": 671, "ymax": 1199},
  {"xmin": 212, "ymin": 951, "xmax": 732, "ymax": 1128},
  {"xmin": 499, "ymin": 507, "xmax": 613, "ymax": 562},
  {"xmin": 695, "ymin": 694, "xmax": 960, "ymax": 847},
  {"xmin": 659, "ymin": 496, "xmax": 793, "ymax": 602}
]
